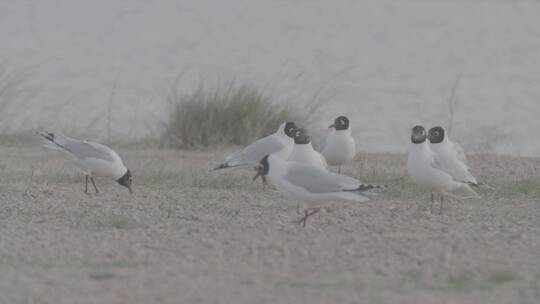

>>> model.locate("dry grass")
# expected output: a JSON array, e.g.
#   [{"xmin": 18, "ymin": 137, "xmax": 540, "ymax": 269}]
[
  {"xmin": 161, "ymin": 81, "xmax": 318, "ymax": 149},
  {"xmin": 0, "ymin": 63, "xmax": 37, "ymax": 132},
  {"xmin": 0, "ymin": 144, "xmax": 539, "ymax": 303}
]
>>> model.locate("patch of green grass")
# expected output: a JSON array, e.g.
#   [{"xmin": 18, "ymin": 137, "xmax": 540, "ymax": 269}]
[
  {"xmin": 398, "ymin": 269, "xmax": 423, "ymax": 289},
  {"xmin": 432, "ymin": 271, "xmax": 476, "ymax": 293},
  {"xmin": 161, "ymin": 81, "xmax": 318, "ymax": 148},
  {"xmin": 91, "ymin": 213, "xmax": 140, "ymax": 230},
  {"xmin": 139, "ymin": 168, "xmax": 253, "ymax": 190},
  {"xmin": 429, "ymin": 270, "xmax": 514, "ymax": 293},
  {"xmin": 489, "ymin": 270, "xmax": 519, "ymax": 284},
  {"xmin": 273, "ymin": 278, "xmax": 363, "ymax": 291},
  {"xmin": 497, "ymin": 177, "xmax": 540, "ymax": 199},
  {"xmin": 89, "ymin": 272, "xmax": 123, "ymax": 281}
]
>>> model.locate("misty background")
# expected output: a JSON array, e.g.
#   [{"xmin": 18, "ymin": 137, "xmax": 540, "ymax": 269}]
[{"xmin": 1, "ymin": 0, "xmax": 539, "ymax": 155}]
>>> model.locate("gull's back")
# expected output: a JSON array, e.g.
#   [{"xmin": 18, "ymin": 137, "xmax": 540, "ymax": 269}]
[
  {"xmin": 41, "ymin": 132, "xmax": 126, "ymax": 177},
  {"xmin": 225, "ymin": 134, "xmax": 287, "ymax": 168},
  {"xmin": 267, "ymin": 156, "xmax": 369, "ymax": 203}
]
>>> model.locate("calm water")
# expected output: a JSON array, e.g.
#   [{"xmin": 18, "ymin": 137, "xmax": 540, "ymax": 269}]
[{"xmin": 1, "ymin": 0, "xmax": 539, "ymax": 155}]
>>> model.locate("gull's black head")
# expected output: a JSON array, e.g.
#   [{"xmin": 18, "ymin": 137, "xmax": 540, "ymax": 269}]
[
  {"xmin": 329, "ymin": 116, "xmax": 349, "ymax": 130},
  {"xmin": 293, "ymin": 128, "xmax": 310, "ymax": 144},
  {"xmin": 411, "ymin": 125, "xmax": 427, "ymax": 144},
  {"xmin": 284, "ymin": 122, "xmax": 297, "ymax": 138},
  {"xmin": 253, "ymin": 155, "xmax": 270, "ymax": 181},
  {"xmin": 117, "ymin": 169, "xmax": 133, "ymax": 194},
  {"xmin": 428, "ymin": 126, "xmax": 445, "ymax": 144}
]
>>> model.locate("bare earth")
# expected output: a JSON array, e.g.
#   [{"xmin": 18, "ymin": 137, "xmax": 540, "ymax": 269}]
[{"xmin": 0, "ymin": 143, "xmax": 539, "ymax": 304}]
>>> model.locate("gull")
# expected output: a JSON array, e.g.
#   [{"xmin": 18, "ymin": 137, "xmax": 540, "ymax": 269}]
[
  {"xmin": 38, "ymin": 131, "xmax": 133, "ymax": 194},
  {"xmin": 288, "ymin": 128, "xmax": 328, "ymax": 171},
  {"xmin": 407, "ymin": 125, "xmax": 478, "ymax": 214},
  {"xmin": 428, "ymin": 126, "xmax": 492, "ymax": 189},
  {"xmin": 214, "ymin": 122, "xmax": 296, "ymax": 187},
  {"xmin": 321, "ymin": 115, "xmax": 356, "ymax": 174},
  {"xmin": 253, "ymin": 154, "xmax": 382, "ymax": 227}
]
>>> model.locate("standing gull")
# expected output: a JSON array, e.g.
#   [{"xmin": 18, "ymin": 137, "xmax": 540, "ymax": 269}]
[
  {"xmin": 214, "ymin": 122, "xmax": 296, "ymax": 187},
  {"xmin": 407, "ymin": 125, "xmax": 478, "ymax": 214},
  {"xmin": 38, "ymin": 131, "xmax": 133, "ymax": 194},
  {"xmin": 254, "ymin": 154, "xmax": 382, "ymax": 227},
  {"xmin": 288, "ymin": 128, "xmax": 328, "ymax": 171},
  {"xmin": 428, "ymin": 126, "xmax": 492, "ymax": 189},
  {"xmin": 321, "ymin": 116, "xmax": 356, "ymax": 174}
]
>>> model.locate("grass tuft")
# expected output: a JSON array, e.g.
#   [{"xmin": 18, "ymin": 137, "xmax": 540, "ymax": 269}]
[
  {"xmin": 161, "ymin": 81, "xmax": 318, "ymax": 149},
  {"xmin": 0, "ymin": 63, "xmax": 37, "ymax": 132}
]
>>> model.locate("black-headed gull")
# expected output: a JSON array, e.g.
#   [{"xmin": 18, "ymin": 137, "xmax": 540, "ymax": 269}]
[
  {"xmin": 407, "ymin": 125, "xmax": 478, "ymax": 214},
  {"xmin": 38, "ymin": 131, "xmax": 133, "ymax": 194},
  {"xmin": 254, "ymin": 154, "xmax": 382, "ymax": 227},
  {"xmin": 288, "ymin": 128, "xmax": 328, "ymax": 171},
  {"xmin": 428, "ymin": 126, "xmax": 492, "ymax": 189},
  {"xmin": 214, "ymin": 122, "xmax": 296, "ymax": 187},
  {"xmin": 321, "ymin": 116, "xmax": 356, "ymax": 174}
]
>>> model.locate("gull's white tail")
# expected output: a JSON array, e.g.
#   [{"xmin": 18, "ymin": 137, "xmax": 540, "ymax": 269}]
[
  {"xmin": 454, "ymin": 181, "xmax": 481, "ymax": 198},
  {"xmin": 470, "ymin": 182, "xmax": 496, "ymax": 191}
]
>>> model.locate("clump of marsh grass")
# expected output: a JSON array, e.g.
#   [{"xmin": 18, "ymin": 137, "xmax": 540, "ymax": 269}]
[
  {"xmin": 445, "ymin": 71, "xmax": 462, "ymax": 137},
  {"xmin": 161, "ymin": 81, "xmax": 318, "ymax": 148},
  {"xmin": 0, "ymin": 62, "xmax": 37, "ymax": 132}
]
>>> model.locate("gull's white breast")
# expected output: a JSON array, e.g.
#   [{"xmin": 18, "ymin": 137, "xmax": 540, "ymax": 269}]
[
  {"xmin": 288, "ymin": 144, "xmax": 328, "ymax": 171},
  {"xmin": 407, "ymin": 143, "xmax": 455, "ymax": 192},
  {"xmin": 321, "ymin": 130, "xmax": 355, "ymax": 166}
]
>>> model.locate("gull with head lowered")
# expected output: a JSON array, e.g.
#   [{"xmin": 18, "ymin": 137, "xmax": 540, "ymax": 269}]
[{"xmin": 38, "ymin": 131, "xmax": 133, "ymax": 194}]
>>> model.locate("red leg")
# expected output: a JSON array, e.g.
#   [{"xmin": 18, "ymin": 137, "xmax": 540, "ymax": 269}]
[
  {"xmin": 90, "ymin": 176, "xmax": 100, "ymax": 194},
  {"xmin": 84, "ymin": 175, "xmax": 89, "ymax": 194},
  {"xmin": 261, "ymin": 175, "xmax": 268, "ymax": 190}
]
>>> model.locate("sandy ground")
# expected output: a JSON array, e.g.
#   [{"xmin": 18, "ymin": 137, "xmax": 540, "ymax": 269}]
[{"xmin": 0, "ymin": 143, "xmax": 539, "ymax": 304}]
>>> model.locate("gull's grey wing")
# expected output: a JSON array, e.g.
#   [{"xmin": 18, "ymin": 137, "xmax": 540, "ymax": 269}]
[
  {"xmin": 226, "ymin": 135, "xmax": 285, "ymax": 166},
  {"xmin": 63, "ymin": 140, "xmax": 116, "ymax": 162},
  {"xmin": 452, "ymin": 141, "xmax": 467, "ymax": 164},
  {"xmin": 285, "ymin": 164, "xmax": 360, "ymax": 193},
  {"xmin": 448, "ymin": 141, "xmax": 477, "ymax": 183}
]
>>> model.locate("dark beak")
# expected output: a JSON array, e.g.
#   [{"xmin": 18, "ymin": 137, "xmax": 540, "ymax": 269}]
[{"xmin": 328, "ymin": 124, "xmax": 336, "ymax": 129}]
